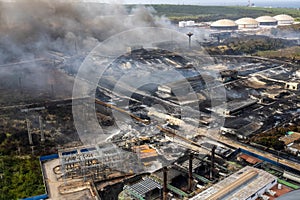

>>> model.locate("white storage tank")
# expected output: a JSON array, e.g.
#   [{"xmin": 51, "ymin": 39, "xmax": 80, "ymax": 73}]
[
  {"xmin": 274, "ymin": 14, "xmax": 294, "ymax": 25},
  {"xmin": 256, "ymin": 16, "xmax": 278, "ymax": 27},
  {"xmin": 210, "ymin": 19, "xmax": 238, "ymax": 30},
  {"xmin": 235, "ymin": 17, "xmax": 259, "ymax": 29}
]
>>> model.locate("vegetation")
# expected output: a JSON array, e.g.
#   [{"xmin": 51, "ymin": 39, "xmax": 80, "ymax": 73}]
[
  {"xmin": 138, "ymin": 5, "xmax": 300, "ymax": 22},
  {"xmin": 0, "ymin": 106, "xmax": 76, "ymax": 199},
  {"xmin": 251, "ymin": 125, "xmax": 300, "ymax": 151},
  {"xmin": 205, "ymin": 35, "xmax": 293, "ymax": 55},
  {"xmin": 255, "ymin": 46, "xmax": 300, "ymax": 62},
  {"xmin": 0, "ymin": 155, "xmax": 45, "ymax": 200}
]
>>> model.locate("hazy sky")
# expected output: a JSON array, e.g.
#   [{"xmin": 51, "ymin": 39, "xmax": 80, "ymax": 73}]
[{"xmin": 92, "ymin": 0, "xmax": 300, "ymax": 7}]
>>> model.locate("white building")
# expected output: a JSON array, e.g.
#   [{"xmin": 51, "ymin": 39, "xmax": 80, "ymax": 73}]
[{"xmin": 190, "ymin": 166, "xmax": 277, "ymax": 200}]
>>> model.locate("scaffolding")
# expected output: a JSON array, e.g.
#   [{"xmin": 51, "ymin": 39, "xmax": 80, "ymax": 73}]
[{"xmin": 59, "ymin": 143, "xmax": 142, "ymax": 183}]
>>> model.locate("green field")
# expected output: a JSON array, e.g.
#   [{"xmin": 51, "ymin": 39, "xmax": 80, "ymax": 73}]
[{"xmin": 133, "ymin": 5, "xmax": 300, "ymax": 22}]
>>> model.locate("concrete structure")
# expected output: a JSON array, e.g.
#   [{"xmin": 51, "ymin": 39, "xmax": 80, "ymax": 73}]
[
  {"xmin": 210, "ymin": 19, "xmax": 238, "ymax": 30},
  {"xmin": 285, "ymin": 82, "xmax": 300, "ymax": 90},
  {"xmin": 190, "ymin": 166, "xmax": 277, "ymax": 200},
  {"xmin": 274, "ymin": 14, "xmax": 294, "ymax": 25},
  {"xmin": 235, "ymin": 17, "xmax": 259, "ymax": 29},
  {"xmin": 256, "ymin": 16, "xmax": 278, "ymax": 27}
]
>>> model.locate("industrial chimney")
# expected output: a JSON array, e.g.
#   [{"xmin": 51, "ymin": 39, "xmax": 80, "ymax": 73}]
[
  {"xmin": 163, "ymin": 167, "xmax": 168, "ymax": 200},
  {"xmin": 188, "ymin": 152, "xmax": 193, "ymax": 191},
  {"xmin": 210, "ymin": 145, "xmax": 217, "ymax": 180}
]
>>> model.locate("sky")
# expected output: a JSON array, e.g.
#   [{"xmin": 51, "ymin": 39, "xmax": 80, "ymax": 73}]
[
  {"xmin": 89, "ymin": 0, "xmax": 300, "ymax": 7},
  {"xmin": 1, "ymin": 0, "xmax": 299, "ymax": 8}
]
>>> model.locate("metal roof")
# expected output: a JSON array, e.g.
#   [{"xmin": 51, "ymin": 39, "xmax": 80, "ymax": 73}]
[{"xmin": 127, "ymin": 177, "xmax": 162, "ymax": 197}]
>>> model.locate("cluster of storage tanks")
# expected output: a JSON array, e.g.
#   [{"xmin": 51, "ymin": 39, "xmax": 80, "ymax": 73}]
[{"xmin": 179, "ymin": 14, "xmax": 295, "ymax": 30}]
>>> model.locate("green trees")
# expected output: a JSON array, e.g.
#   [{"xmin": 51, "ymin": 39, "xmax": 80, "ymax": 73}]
[{"xmin": 0, "ymin": 156, "xmax": 45, "ymax": 200}]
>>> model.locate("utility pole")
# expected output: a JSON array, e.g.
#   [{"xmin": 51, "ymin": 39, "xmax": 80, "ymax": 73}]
[
  {"xmin": 26, "ymin": 119, "xmax": 33, "ymax": 145},
  {"xmin": 39, "ymin": 116, "xmax": 45, "ymax": 143}
]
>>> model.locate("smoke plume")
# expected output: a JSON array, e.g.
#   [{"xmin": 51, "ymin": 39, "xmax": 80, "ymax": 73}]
[{"xmin": 0, "ymin": 0, "xmax": 168, "ymax": 64}]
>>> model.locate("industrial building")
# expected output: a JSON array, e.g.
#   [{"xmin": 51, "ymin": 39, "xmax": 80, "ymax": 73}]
[
  {"xmin": 274, "ymin": 14, "xmax": 295, "ymax": 25},
  {"xmin": 190, "ymin": 166, "xmax": 277, "ymax": 200},
  {"xmin": 58, "ymin": 143, "xmax": 142, "ymax": 181},
  {"xmin": 235, "ymin": 17, "xmax": 259, "ymax": 29},
  {"xmin": 255, "ymin": 16, "xmax": 278, "ymax": 27},
  {"xmin": 211, "ymin": 99, "xmax": 258, "ymax": 116},
  {"xmin": 210, "ymin": 19, "xmax": 238, "ymax": 30}
]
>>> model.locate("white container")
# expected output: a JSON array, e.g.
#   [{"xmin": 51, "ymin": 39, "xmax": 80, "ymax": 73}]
[{"xmin": 278, "ymin": 183, "xmax": 282, "ymax": 190}]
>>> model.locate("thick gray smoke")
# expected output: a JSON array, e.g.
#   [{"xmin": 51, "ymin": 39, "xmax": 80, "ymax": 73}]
[
  {"xmin": 0, "ymin": 0, "xmax": 169, "ymax": 64},
  {"xmin": 0, "ymin": 0, "xmax": 172, "ymax": 106}
]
